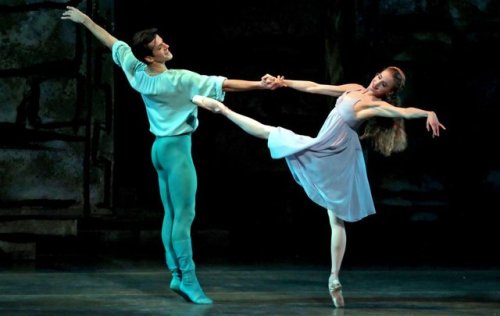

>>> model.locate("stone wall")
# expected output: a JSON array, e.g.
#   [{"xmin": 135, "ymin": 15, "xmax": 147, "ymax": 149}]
[
  {"xmin": 0, "ymin": 0, "xmax": 114, "ymax": 215},
  {"xmin": 0, "ymin": 0, "xmax": 114, "ymax": 259}
]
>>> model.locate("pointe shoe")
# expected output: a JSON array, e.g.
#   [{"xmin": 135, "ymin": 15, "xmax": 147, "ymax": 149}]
[
  {"xmin": 328, "ymin": 275, "xmax": 344, "ymax": 308},
  {"xmin": 192, "ymin": 95, "xmax": 227, "ymax": 114}
]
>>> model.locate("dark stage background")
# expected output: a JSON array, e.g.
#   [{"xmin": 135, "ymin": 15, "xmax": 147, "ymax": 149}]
[
  {"xmin": 1, "ymin": 0, "xmax": 498, "ymax": 268},
  {"xmin": 108, "ymin": 1, "xmax": 500, "ymax": 268}
]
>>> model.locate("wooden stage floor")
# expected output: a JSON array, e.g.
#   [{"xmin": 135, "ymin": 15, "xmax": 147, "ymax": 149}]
[{"xmin": 0, "ymin": 255, "xmax": 498, "ymax": 315}]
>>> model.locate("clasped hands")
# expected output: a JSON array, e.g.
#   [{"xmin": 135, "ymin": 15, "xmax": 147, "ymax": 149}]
[{"xmin": 261, "ymin": 74, "xmax": 287, "ymax": 90}]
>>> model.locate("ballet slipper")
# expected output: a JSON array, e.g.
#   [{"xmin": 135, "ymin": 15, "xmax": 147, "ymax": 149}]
[
  {"xmin": 328, "ymin": 274, "xmax": 345, "ymax": 308},
  {"xmin": 170, "ymin": 269, "xmax": 182, "ymax": 293},
  {"xmin": 192, "ymin": 95, "xmax": 227, "ymax": 114},
  {"xmin": 179, "ymin": 270, "xmax": 213, "ymax": 304},
  {"xmin": 173, "ymin": 239, "xmax": 213, "ymax": 305}
]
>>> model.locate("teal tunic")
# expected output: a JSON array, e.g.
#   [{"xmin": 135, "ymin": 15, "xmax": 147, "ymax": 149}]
[{"xmin": 112, "ymin": 40, "xmax": 226, "ymax": 136}]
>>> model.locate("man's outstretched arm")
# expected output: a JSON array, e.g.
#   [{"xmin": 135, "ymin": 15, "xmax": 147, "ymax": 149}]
[{"xmin": 61, "ymin": 6, "xmax": 118, "ymax": 50}]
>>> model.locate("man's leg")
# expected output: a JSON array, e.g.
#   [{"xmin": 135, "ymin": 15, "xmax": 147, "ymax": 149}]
[
  {"xmin": 166, "ymin": 135, "xmax": 213, "ymax": 304},
  {"xmin": 151, "ymin": 138, "xmax": 181, "ymax": 292}
]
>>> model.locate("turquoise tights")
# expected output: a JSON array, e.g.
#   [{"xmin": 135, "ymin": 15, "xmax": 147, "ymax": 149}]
[{"xmin": 151, "ymin": 135, "xmax": 212, "ymax": 304}]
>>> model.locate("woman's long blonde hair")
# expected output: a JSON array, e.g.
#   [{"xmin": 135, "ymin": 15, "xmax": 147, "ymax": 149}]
[{"xmin": 361, "ymin": 66, "xmax": 408, "ymax": 157}]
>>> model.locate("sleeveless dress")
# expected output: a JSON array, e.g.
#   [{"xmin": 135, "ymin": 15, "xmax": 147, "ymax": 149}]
[{"xmin": 267, "ymin": 90, "xmax": 375, "ymax": 222}]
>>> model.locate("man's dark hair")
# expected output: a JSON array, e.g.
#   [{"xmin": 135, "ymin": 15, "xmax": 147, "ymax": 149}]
[{"xmin": 131, "ymin": 28, "xmax": 158, "ymax": 63}]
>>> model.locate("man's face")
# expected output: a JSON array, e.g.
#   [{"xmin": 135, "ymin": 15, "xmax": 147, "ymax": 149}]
[{"xmin": 147, "ymin": 35, "xmax": 173, "ymax": 62}]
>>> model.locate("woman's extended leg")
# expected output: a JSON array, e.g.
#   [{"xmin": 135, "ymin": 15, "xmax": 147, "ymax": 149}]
[
  {"xmin": 192, "ymin": 95, "xmax": 274, "ymax": 139},
  {"xmin": 327, "ymin": 210, "xmax": 346, "ymax": 308}
]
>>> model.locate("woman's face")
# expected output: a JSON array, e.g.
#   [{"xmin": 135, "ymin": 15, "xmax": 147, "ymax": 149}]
[{"xmin": 368, "ymin": 70, "xmax": 396, "ymax": 98}]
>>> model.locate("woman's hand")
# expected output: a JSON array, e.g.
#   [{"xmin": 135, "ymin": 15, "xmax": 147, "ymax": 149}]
[
  {"xmin": 426, "ymin": 111, "xmax": 446, "ymax": 137},
  {"xmin": 261, "ymin": 74, "xmax": 287, "ymax": 90}
]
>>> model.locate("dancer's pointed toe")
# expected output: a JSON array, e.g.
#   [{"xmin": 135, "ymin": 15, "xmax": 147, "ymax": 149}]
[
  {"xmin": 192, "ymin": 95, "xmax": 205, "ymax": 106},
  {"xmin": 192, "ymin": 95, "xmax": 226, "ymax": 114},
  {"xmin": 179, "ymin": 271, "xmax": 214, "ymax": 304},
  {"xmin": 328, "ymin": 276, "xmax": 345, "ymax": 308}
]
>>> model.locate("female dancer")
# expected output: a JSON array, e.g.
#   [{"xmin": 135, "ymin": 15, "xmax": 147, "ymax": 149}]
[{"xmin": 192, "ymin": 66, "xmax": 446, "ymax": 308}]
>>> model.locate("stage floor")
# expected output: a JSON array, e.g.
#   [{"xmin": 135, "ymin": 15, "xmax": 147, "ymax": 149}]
[{"xmin": 0, "ymin": 256, "xmax": 499, "ymax": 316}]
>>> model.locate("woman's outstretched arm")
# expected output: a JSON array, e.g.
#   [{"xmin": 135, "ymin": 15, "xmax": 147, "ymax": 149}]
[
  {"xmin": 262, "ymin": 75, "xmax": 363, "ymax": 97},
  {"xmin": 358, "ymin": 100, "xmax": 446, "ymax": 137}
]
